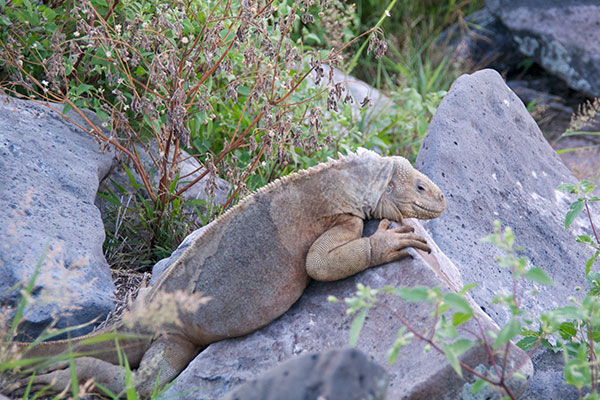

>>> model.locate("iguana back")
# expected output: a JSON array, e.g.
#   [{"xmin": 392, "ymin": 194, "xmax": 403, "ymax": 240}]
[{"xmin": 152, "ymin": 148, "xmax": 395, "ymax": 343}]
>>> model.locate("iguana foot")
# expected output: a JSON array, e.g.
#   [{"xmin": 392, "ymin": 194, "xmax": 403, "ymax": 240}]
[{"xmin": 369, "ymin": 219, "xmax": 431, "ymax": 265}]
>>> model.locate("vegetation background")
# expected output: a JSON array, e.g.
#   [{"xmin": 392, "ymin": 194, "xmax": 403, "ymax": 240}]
[{"xmin": 0, "ymin": 0, "xmax": 486, "ymax": 269}]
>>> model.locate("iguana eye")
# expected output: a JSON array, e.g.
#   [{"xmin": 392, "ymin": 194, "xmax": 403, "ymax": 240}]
[{"xmin": 386, "ymin": 183, "xmax": 393, "ymax": 194}]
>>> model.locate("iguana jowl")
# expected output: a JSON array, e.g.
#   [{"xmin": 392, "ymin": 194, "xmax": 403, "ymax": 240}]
[{"xmin": 10, "ymin": 148, "xmax": 445, "ymax": 397}]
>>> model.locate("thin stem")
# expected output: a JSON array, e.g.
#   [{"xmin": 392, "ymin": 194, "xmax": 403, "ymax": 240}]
[
  {"xmin": 585, "ymin": 199, "xmax": 600, "ymax": 245},
  {"xmin": 346, "ymin": 0, "xmax": 398, "ymax": 75},
  {"xmin": 377, "ymin": 302, "xmax": 515, "ymax": 399}
]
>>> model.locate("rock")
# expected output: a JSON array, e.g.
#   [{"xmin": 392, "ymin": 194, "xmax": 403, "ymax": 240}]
[
  {"xmin": 506, "ymin": 80, "xmax": 575, "ymax": 136},
  {"xmin": 416, "ymin": 68, "xmax": 595, "ymax": 323},
  {"xmin": 486, "ymin": 0, "xmax": 600, "ymax": 97},
  {"xmin": 221, "ymin": 348, "xmax": 388, "ymax": 400},
  {"xmin": 415, "ymin": 68, "xmax": 597, "ymax": 399},
  {"xmin": 0, "ymin": 95, "xmax": 117, "ymax": 339},
  {"xmin": 438, "ymin": 8, "xmax": 523, "ymax": 73},
  {"xmin": 162, "ymin": 219, "xmax": 533, "ymax": 400},
  {"xmin": 521, "ymin": 349, "xmax": 579, "ymax": 400}
]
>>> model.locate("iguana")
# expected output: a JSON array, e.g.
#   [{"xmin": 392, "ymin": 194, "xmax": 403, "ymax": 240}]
[{"xmin": 7, "ymin": 148, "xmax": 445, "ymax": 397}]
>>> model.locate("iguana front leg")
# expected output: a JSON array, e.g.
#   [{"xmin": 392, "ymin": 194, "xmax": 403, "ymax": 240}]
[
  {"xmin": 306, "ymin": 216, "xmax": 430, "ymax": 281},
  {"xmin": 12, "ymin": 334, "xmax": 197, "ymax": 398}
]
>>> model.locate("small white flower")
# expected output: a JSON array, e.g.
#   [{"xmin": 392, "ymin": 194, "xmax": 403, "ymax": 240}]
[
  {"xmin": 31, "ymin": 43, "xmax": 38, "ymax": 49},
  {"xmin": 106, "ymin": 50, "xmax": 112, "ymax": 58},
  {"xmin": 123, "ymin": 104, "xmax": 130, "ymax": 111},
  {"xmin": 41, "ymin": 80, "xmax": 49, "ymax": 87},
  {"xmin": 73, "ymin": 31, "xmax": 80, "ymax": 37},
  {"xmin": 385, "ymin": 10, "xmax": 391, "ymax": 17},
  {"xmin": 181, "ymin": 36, "xmax": 189, "ymax": 44}
]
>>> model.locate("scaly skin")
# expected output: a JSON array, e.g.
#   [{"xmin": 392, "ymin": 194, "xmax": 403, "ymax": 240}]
[{"xmin": 6, "ymin": 148, "xmax": 445, "ymax": 398}]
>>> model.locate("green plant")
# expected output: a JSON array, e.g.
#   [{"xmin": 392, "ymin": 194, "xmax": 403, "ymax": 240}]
[
  {"xmin": 0, "ymin": 0, "xmax": 394, "ymax": 267},
  {"xmin": 330, "ymin": 220, "xmax": 551, "ymax": 399},
  {"xmin": 326, "ymin": 85, "xmax": 445, "ymax": 162},
  {"xmin": 334, "ymin": 179, "xmax": 600, "ymax": 399},
  {"xmin": 521, "ymin": 180, "xmax": 600, "ymax": 398},
  {"xmin": 554, "ymin": 99, "xmax": 600, "ymax": 157},
  {"xmin": 343, "ymin": 0, "xmax": 484, "ymax": 93}
]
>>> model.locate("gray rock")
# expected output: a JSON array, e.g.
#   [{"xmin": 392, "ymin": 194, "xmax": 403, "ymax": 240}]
[
  {"xmin": 438, "ymin": 8, "xmax": 523, "ymax": 73},
  {"xmin": 221, "ymin": 348, "xmax": 388, "ymax": 400},
  {"xmin": 415, "ymin": 69, "xmax": 596, "ymax": 399},
  {"xmin": 163, "ymin": 219, "xmax": 532, "ymax": 400},
  {"xmin": 521, "ymin": 349, "xmax": 579, "ymax": 400},
  {"xmin": 487, "ymin": 0, "xmax": 600, "ymax": 97},
  {"xmin": 416, "ymin": 68, "xmax": 594, "ymax": 324},
  {"xmin": 0, "ymin": 95, "xmax": 117, "ymax": 338}
]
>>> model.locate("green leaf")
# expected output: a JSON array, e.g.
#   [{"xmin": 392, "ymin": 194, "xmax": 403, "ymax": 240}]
[
  {"xmin": 524, "ymin": 267, "xmax": 554, "ymax": 286},
  {"xmin": 564, "ymin": 199, "xmax": 584, "ymax": 229},
  {"xmin": 42, "ymin": 7, "xmax": 57, "ymax": 21},
  {"xmin": 557, "ymin": 183, "xmax": 577, "ymax": 193},
  {"xmin": 563, "ymin": 357, "xmax": 589, "ymax": 390},
  {"xmin": 452, "ymin": 312, "xmax": 472, "ymax": 326},
  {"xmin": 349, "ymin": 309, "xmax": 368, "ymax": 347},
  {"xmin": 394, "ymin": 287, "xmax": 429, "ymax": 302},
  {"xmin": 0, "ymin": 14, "xmax": 11, "ymax": 26},
  {"xmin": 76, "ymin": 83, "xmax": 94, "ymax": 95},
  {"xmin": 441, "ymin": 339, "xmax": 473, "ymax": 378},
  {"xmin": 444, "ymin": 293, "xmax": 473, "ymax": 315},
  {"xmin": 586, "ymin": 251, "xmax": 600, "ymax": 276},
  {"xmin": 494, "ymin": 318, "xmax": 521, "ymax": 348},
  {"xmin": 457, "ymin": 283, "xmax": 477, "ymax": 296},
  {"xmin": 576, "ymin": 235, "xmax": 594, "ymax": 244},
  {"xmin": 516, "ymin": 336, "xmax": 539, "ymax": 352},
  {"xmin": 387, "ymin": 327, "xmax": 409, "ymax": 365},
  {"xmin": 558, "ymin": 322, "xmax": 577, "ymax": 340},
  {"xmin": 62, "ymin": 102, "xmax": 73, "ymax": 115},
  {"xmin": 472, "ymin": 379, "xmax": 487, "ymax": 395}
]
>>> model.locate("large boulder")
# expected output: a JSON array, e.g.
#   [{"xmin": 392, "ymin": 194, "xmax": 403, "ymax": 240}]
[
  {"xmin": 0, "ymin": 95, "xmax": 117, "ymax": 338},
  {"xmin": 416, "ymin": 68, "xmax": 594, "ymax": 324},
  {"xmin": 415, "ymin": 68, "xmax": 596, "ymax": 399},
  {"xmin": 486, "ymin": 0, "xmax": 600, "ymax": 97},
  {"xmin": 162, "ymin": 219, "xmax": 532, "ymax": 400}
]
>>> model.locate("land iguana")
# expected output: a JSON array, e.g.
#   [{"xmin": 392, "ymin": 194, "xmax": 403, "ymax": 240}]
[{"xmin": 7, "ymin": 148, "xmax": 445, "ymax": 397}]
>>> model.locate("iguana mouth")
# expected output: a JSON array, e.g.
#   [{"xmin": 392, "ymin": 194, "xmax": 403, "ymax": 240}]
[{"xmin": 413, "ymin": 202, "xmax": 443, "ymax": 215}]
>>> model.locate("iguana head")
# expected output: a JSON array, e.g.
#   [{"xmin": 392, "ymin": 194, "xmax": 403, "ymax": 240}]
[{"xmin": 374, "ymin": 156, "xmax": 445, "ymax": 222}]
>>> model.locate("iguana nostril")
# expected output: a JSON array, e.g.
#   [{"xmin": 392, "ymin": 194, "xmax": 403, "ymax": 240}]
[{"xmin": 439, "ymin": 193, "xmax": 444, "ymax": 200}]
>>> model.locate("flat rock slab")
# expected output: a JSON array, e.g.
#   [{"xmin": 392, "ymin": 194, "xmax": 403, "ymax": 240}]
[
  {"xmin": 0, "ymin": 95, "xmax": 116, "ymax": 338},
  {"xmin": 415, "ymin": 68, "xmax": 597, "ymax": 399},
  {"xmin": 163, "ymin": 220, "xmax": 532, "ymax": 400},
  {"xmin": 487, "ymin": 0, "xmax": 600, "ymax": 96}
]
